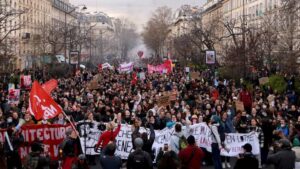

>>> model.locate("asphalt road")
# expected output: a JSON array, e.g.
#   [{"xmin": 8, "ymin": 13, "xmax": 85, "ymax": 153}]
[{"xmin": 89, "ymin": 157, "xmax": 275, "ymax": 169}]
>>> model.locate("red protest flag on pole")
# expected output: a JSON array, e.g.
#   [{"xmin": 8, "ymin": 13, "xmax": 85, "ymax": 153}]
[
  {"xmin": 42, "ymin": 79, "xmax": 58, "ymax": 95},
  {"xmin": 98, "ymin": 64, "xmax": 102, "ymax": 72},
  {"xmin": 29, "ymin": 81, "xmax": 62, "ymax": 120}
]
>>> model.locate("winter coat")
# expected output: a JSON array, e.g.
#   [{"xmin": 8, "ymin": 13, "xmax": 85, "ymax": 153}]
[{"xmin": 267, "ymin": 149, "xmax": 296, "ymax": 169}]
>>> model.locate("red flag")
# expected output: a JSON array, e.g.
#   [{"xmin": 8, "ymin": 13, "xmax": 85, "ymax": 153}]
[
  {"xmin": 42, "ymin": 79, "xmax": 58, "ymax": 95},
  {"xmin": 131, "ymin": 72, "xmax": 138, "ymax": 85},
  {"xmin": 98, "ymin": 64, "xmax": 102, "ymax": 72},
  {"xmin": 137, "ymin": 51, "xmax": 144, "ymax": 58},
  {"xmin": 29, "ymin": 81, "xmax": 62, "ymax": 120},
  {"xmin": 163, "ymin": 59, "xmax": 173, "ymax": 73}
]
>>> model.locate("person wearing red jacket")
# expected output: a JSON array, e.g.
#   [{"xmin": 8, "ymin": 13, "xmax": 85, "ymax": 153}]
[
  {"xmin": 179, "ymin": 135, "xmax": 205, "ymax": 169},
  {"xmin": 239, "ymin": 86, "xmax": 252, "ymax": 113},
  {"xmin": 95, "ymin": 119, "xmax": 121, "ymax": 151}
]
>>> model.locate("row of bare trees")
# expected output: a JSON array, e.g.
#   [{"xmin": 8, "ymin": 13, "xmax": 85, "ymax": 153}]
[{"xmin": 142, "ymin": 1, "xmax": 300, "ymax": 79}]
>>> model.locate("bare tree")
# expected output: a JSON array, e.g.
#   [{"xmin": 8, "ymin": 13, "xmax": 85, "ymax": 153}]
[
  {"xmin": 0, "ymin": 2, "xmax": 26, "ymax": 69},
  {"xmin": 276, "ymin": 0, "xmax": 300, "ymax": 74},
  {"xmin": 142, "ymin": 6, "xmax": 172, "ymax": 57},
  {"xmin": 260, "ymin": 13, "xmax": 279, "ymax": 71}
]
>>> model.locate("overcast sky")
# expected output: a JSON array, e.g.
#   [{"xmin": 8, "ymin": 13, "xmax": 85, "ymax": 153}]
[{"xmin": 71, "ymin": 0, "xmax": 206, "ymax": 32}]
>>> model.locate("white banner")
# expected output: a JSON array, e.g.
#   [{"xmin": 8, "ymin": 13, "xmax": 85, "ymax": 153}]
[
  {"xmin": 102, "ymin": 63, "xmax": 113, "ymax": 70},
  {"xmin": 119, "ymin": 62, "xmax": 134, "ymax": 73},
  {"xmin": 78, "ymin": 123, "xmax": 259, "ymax": 158},
  {"xmin": 77, "ymin": 121, "xmax": 102, "ymax": 155}
]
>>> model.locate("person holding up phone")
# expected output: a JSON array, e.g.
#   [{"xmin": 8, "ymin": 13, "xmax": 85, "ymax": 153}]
[
  {"xmin": 156, "ymin": 144, "xmax": 179, "ymax": 169},
  {"xmin": 95, "ymin": 113, "xmax": 121, "ymax": 153}
]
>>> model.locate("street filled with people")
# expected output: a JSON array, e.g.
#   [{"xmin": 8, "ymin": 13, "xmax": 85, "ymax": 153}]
[{"xmin": 0, "ymin": 67, "xmax": 299, "ymax": 169}]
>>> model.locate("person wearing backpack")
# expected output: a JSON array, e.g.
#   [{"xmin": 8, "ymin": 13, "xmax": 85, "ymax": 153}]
[
  {"xmin": 100, "ymin": 143, "xmax": 122, "ymax": 169},
  {"xmin": 178, "ymin": 135, "xmax": 205, "ymax": 169},
  {"xmin": 210, "ymin": 115, "xmax": 224, "ymax": 169},
  {"xmin": 127, "ymin": 138, "xmax": 153, "ymax": 169},
  {"xmin": 169, "ymin": 123, "xmax": 189, "ymax": 154}
]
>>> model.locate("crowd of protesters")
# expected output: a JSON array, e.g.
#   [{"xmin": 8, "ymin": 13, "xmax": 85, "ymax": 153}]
[{"xmin": 0, "ymin": 67, "xmax": 299, "ymax": 169}]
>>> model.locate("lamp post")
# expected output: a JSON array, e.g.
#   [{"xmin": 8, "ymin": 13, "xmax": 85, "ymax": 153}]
[{"xmin": 64, "ymin": 5, "xmax": 87, "ymax": 64}]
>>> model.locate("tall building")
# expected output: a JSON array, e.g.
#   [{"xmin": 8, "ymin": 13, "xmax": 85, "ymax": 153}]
[
  {"xmin": 0, "ymin": 0, "xmax": 81, "ymax": 70},
  {"xmin": 85, "ymin": 12, "xmax": 116, "ymax": 63}
]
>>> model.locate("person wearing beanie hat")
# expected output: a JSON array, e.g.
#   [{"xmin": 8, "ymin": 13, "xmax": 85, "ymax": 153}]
[
  {"xmin": 234, "ymin": 143, "xmax": 258, "ymax": 169},
  {"xmin": 178, "ymin": 135, "xmax": 204, "ymax": 169},
  {"xmin": 267, "ymin": 139, "xmax": 296, "ymax": 169},
  {"xmin": 127, "ymin": 138, "xmax": 153, "ymax": 169}
]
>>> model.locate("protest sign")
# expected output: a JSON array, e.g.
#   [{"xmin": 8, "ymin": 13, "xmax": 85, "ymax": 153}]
[
  {"xmin": 235, "ymin": 101, "xmax": 245, "ymax": 112},
  {"xmin": 8, "ymin": 89, "xmax": 20, "ymax": 104},
  {"xmin": 169, "ymin": 91, "xmax": 177, "ymax": 101},
  {"xmin": 77, "ymin": 121, "xmax": 101, "ymax": 155},
  {"xmin": 191, "ymin": 72, "xmax": 201, "ymax": 80},
  {"xmin": 259, "ymin": 77, "xmax": 269, "ymax": 85},
  {"xmin": 0, "ymin": 124, "xmax": 71, "ymax": 160},
  {"xmin": 185, "ymin": 67, "xmax": 190, "ymax": 73},
  {"xmin": 87, "ymin": 80, "xmax": 98, "ymax": 90},
  {"xmin": 20, "ymin": 75, "xmax": 32, "ymax": 89},
  {"xmin": 206, "ymin": 50, "xmax": 216, "ymax": 64},
  {"xmin": 8, "ymin": 83, "xmax": 15, "ymax": 90},
  {"xmin": 157, "ymin": 94, "xmax": 171, "ymax": 107},
  {"xmin": 76, "ymin": 123, "xmax": 260, "ymax": 159},
  {"xmin": 139, "ymin": 72, "xmax": 146, "ymax": 80},
  {"xmin": 119, "ymin": 62, "xmax": 134, "ymax": 73}
]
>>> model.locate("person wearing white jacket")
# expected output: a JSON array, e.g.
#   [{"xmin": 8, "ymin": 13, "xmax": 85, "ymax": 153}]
[
  {"xmin": 169, "ymin": 123, "xmax": 190, "ymax": 154},
  {"xmin": 210, "ymin": 115, "xmax": 223, "ymax": 169}
]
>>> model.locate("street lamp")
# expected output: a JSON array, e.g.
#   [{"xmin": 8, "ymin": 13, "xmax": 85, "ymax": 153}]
[{"xmin": 64, "ymin": 5, "xmax": 87, "ymax": 64}]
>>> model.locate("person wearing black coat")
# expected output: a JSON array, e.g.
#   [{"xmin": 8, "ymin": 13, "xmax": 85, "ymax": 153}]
[
  {"xmin": 141, "ymin": 123, "xmax": 155, "ymax": 160},
  {"xmin": 267, "ymin": 139, "xmax": 296, "ymax": 169},
  {"xmin": 4, "ymin": 127, "xmax": 24, "ymax": 169},
  {"xmin": 234, "ymin": 144, "xmax": 259, "ymax": 169}
]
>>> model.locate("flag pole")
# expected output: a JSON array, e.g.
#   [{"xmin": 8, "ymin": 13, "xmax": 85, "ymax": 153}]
[{"xmin": 62, "ymin": 111, "xmax": 79, "ymax": 136}]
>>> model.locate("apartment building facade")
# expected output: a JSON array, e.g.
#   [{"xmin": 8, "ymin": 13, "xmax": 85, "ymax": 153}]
[{"xmin": 0, "ymin": 0, "xmax": 79, "ymax": 70}]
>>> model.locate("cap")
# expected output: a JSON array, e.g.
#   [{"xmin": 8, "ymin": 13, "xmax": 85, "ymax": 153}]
[
  {"xmin": 134, "ymin": 137, "xmax": 144, "ymax": 148},
  {"xmin": 242, "ymin": 143, "xmax": 252, "ymax": 152}
]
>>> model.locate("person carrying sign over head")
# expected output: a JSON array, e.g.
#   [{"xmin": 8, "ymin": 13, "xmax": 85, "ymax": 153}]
[{"xmin": 95, "ymin": 113, "xmax": 121, "ymax": 152}]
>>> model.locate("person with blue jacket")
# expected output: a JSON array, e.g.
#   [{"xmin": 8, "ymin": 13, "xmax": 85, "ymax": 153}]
[{"xmin": 276, "ymin": 119, "xmax": 289, "ymax": 137}]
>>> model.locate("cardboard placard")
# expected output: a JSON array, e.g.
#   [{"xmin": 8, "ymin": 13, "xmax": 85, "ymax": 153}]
[
  {"xmin": 169, "ymin": 91, "xmax": 177, "ymax": 101},
  {"xmin": 158, "ymin": 95, "xmax": 170, "ymax": 107},
  {"xmin": 235, "ymin": 101, "xmax": 245, "ymax": 112},
  {"xmin": 191, "ymin": 72, "xmax": 201, "ymax": 80},
  {"xmin": 259, "ymin": 77, "xmax": 269, "ymax": 85},
  {"xmin": 87, "ymin": 80, "xmax": 98, "ymax": 90}
]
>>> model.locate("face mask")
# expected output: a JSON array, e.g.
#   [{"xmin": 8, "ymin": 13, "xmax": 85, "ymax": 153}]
[
  {"xmin": 7, "ymin": 118, "xmax": 12, "ymax": 123},
  {"xmin": 25, "ymin": 117, "xmax": 30, "ymax": 122},
  {"xmin": 227, "ymin": 110, "xmax": 231, "ymax": 115},
  {"xmin": 281, "ymin": 124, "xmax": 285, "ymax": 127}
]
